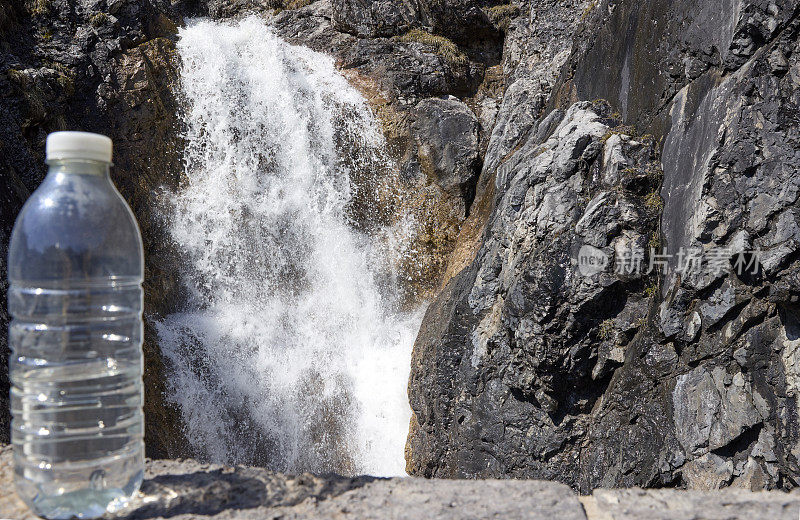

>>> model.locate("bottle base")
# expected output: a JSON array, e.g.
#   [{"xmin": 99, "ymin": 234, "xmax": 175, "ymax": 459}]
[
  {"xmin": 29, "ymin": 476, "xmax": 142, "ymax": 520},
  {"xmin": 14, "ymin": 447, "xmax": 144, "ymax": 520}
]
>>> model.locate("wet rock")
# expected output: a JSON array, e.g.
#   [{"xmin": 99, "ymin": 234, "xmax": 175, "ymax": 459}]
[
  {"xmin": 273, "ymin": 0, "xmax": 504, "ymax": 299},
  {"xmin": 551, "ymin": 0, "xmax": 799, "ymax": 130},
  {"xmin": 274, "ymin": 0, "xmax": 490, "ymax": 105}
]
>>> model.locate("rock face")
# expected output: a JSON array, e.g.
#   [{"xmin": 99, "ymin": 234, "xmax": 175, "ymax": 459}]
[
  {"xmin": 0, "ymin": 0, "xmax": 192, "ymax": 455},
  {"xmin": 331, "ymin": 0, "xmax": 503, "ymax": 45},
  {"xmin": 331, "ymin": 0, "xmax": 419, "ymax": 38},
  {"xmin": 407, "ymin": 101, "xmax": 663, "ymax": 484},
  {"xmin": 581, "ymin": 488, "xmax": 800, "ymax": 520},
  {"xmin": 407, "ymin": 0, "xmax": 800, "ymax": 493}
]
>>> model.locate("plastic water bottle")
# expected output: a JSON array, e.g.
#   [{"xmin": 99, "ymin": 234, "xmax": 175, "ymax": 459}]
[{"xmin": 8, "ymin": 132, "xmax": 145, "ymax": 518}]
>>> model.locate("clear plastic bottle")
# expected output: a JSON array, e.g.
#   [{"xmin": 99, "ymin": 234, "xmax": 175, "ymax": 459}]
[{"xmin": 8, "ymin": 132, "xmax": 145, "ymax": 519}]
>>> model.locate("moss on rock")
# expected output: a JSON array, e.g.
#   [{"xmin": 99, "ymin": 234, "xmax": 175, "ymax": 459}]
[{"xmin": 397, "ymin": 29, "xmax": 467, "ymax": 67}]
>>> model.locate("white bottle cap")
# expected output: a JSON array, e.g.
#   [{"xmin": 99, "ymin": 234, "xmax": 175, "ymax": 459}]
[{"xmin": 46, "ymin": 131, "xmax": 113, "ymax": 163}]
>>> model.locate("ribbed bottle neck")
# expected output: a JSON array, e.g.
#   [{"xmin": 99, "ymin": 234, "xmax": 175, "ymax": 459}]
[{"xmin": 46, "ymin": 159, "xmax": 111, "ymax": 176}]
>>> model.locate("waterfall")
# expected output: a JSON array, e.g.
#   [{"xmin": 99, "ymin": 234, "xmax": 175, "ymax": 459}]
[{"xmin": 155, "ymin": 16, "xmax": 422, "ymax": 476}]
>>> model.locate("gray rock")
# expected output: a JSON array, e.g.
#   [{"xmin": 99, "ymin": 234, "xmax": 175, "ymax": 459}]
[
  {"xmin": 672, "ymin": 365, "xmax": 761, "ymax": 457},
  {"xmin": 407, "ymin": 101, "xmax": 663, "ymax": 488},
  {"xmin": 551, "ymin": 0, "xmax": 799, "ymax": 129},
  {"xmin": 329, "ymin": 0, "xmax": 503, "ymax": 44},
  {"xmin": 585, "ymin": 487, "xmax": 800, "ymax": 520},
  {"xmin": 0, "ymin": 446, "xmax": 587, "ymax": 520},
  {"xmin": 205, "ymin": 0, "xmax": 272, "ymax": 19},
  {"xmin": 483, "ymin": 0, "xmax": 585, "ymax": 180},
  {"xmin": 5, "ymin": 446, "xmax": 800, "ymax": 519},
  {"xmin": 483, "ymin": 77, "xmax": 545, "ymax": 177},
  {"xmin": 408, "ymin": 0, "xmax": 800, "ymax": 492},
  {"xmin": 412, "ymin": 97, "xmax": 481, "ymax": 206},
  {"xmin": 698, "ymin": 282, "xmax": 737, "ymax": 327},
  {"xmin": 759, "ymin": 210, "xmax": 800, "ymax": 275},
  {"xmin": 331, "ymin": 0, "xmax": 419, "ymax": 38}
]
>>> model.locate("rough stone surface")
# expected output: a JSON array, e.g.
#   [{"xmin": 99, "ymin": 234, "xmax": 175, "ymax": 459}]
[
  {"xmin": 485, "ymin": 0, "xmax": 588, "ymax": 177},
  {"xmin": 331, "ymin": 0, "xmax": 420, "ymax": 38},
  {"xmin": 0, "ymin": 446, "xmax": 586, "ymax": 520},
  {"xmin": 3, "ymin": 446, "xmax": 800, "ymax": 519},
  {"xmin": 586, "ymin": 488, "xmax": 800, "ymax": 520},
  {"xmin": 412, "ymin": 97, "xmax": 481, "ymax": 209},
  {"xmin": 439, "ymin": 0, "xmax": 589, "ymax": 292},
  {"xmin": 330, "ymin": 0, "xmax": 503, "ymax": 45},
  {"xmin": 551, "ymin": 0, "xmax": 800, "ymax": 134},
  {"xmin": 407, "ymin": 101, "xmax": 663, "ymax": 486},
  {"xmin": 407, "ymin": 0, "xmax": 800, "ymax": 493}
]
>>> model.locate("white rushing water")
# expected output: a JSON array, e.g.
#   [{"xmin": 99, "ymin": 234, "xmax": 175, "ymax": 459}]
[{"xmin": 156, "ymin": 17, "xmax": 422, "ymax": 476}]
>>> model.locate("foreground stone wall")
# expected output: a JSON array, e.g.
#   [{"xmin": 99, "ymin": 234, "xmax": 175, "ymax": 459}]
[{"xmin": 1, "ymin": 446, "xmax": 799, "ymax": 519}]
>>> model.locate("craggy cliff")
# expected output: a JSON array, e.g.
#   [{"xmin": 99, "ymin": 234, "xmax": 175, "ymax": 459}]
[
  {"xmin": 407, "ymin": 0, "xmax": 800, "ymax": 492},
  {"xmin": 1, "ymin": 0, "xmax": 800, "ymax": 494}
]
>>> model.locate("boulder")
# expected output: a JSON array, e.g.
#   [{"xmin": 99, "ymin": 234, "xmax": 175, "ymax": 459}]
[
  {"xmin": 330, "ymin": 0, "xmax": 502, "ymax": 45},
  {"xmin": 412, "ymin": 97, "xmax": 481, "ymax": 208}
]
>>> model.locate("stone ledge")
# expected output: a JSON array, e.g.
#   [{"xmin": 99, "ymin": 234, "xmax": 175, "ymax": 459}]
[{"xmin": 2, "ymin": 446, "xmax": 800, "ymax": 519}]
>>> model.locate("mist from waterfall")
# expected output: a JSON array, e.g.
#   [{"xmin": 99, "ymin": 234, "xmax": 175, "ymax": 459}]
[{"xmin": 155, "ymin": 17, "xmax": 422, "ymax": 476}]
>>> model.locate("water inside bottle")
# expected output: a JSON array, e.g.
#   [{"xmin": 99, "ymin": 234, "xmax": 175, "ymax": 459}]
[{"xmin": 10, "ymin": 280, "xmax": 145, "ymax": 518}]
